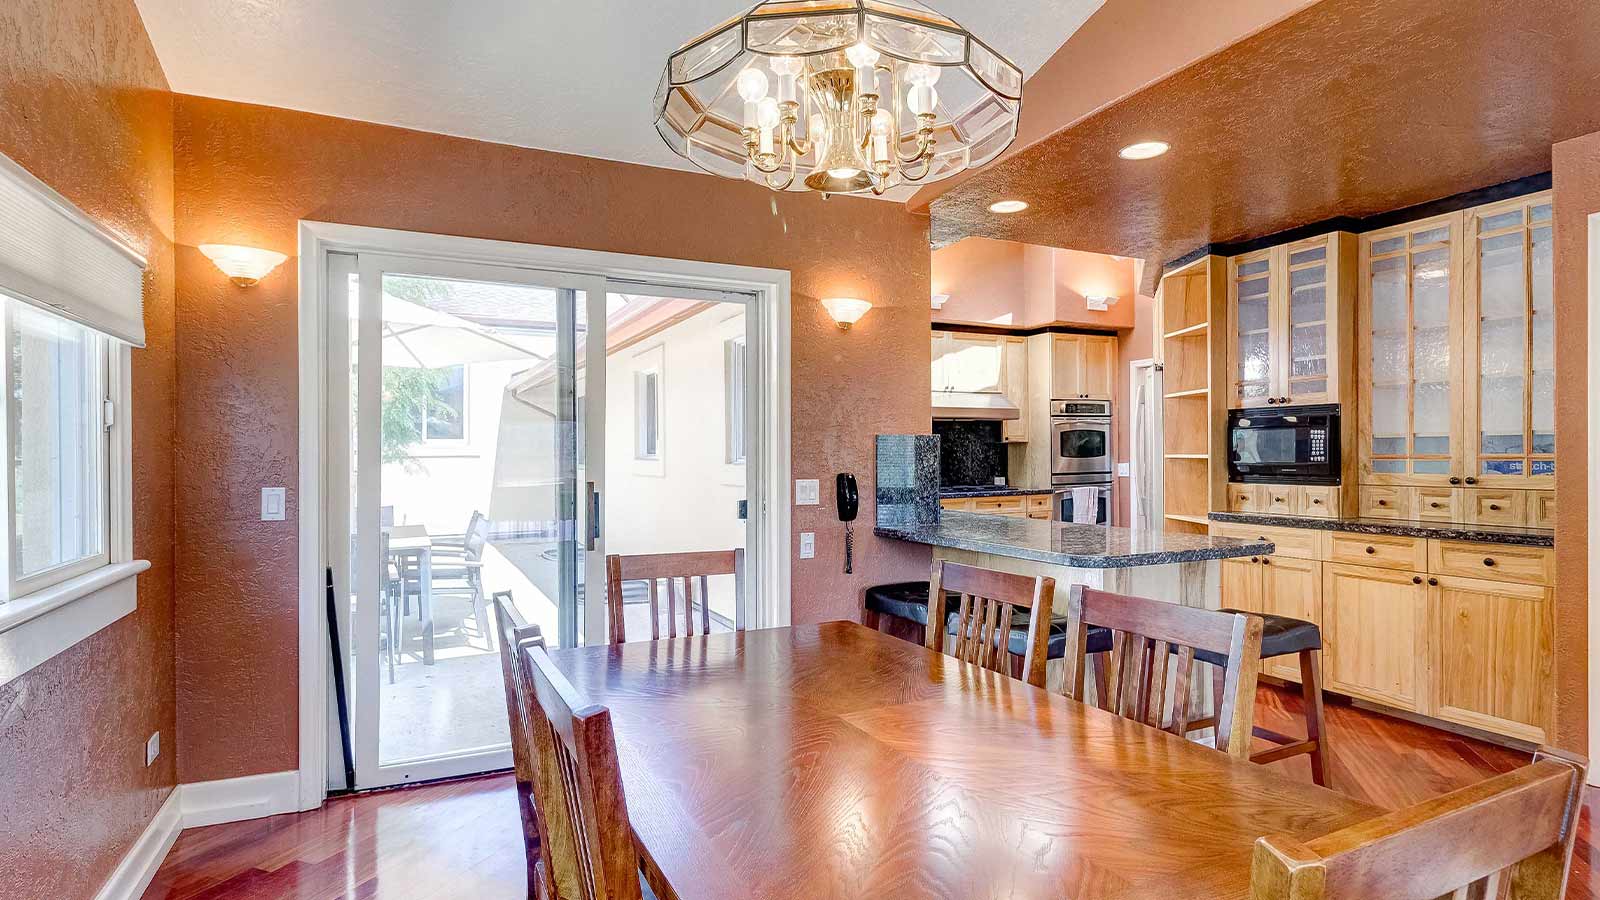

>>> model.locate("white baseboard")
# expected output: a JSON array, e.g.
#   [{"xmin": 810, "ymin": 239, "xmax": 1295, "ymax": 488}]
[
  {"xmin": 92, "ymin": 788, "xmax": 182, "ymax": 900},
  {"xmin": 179, "ymin": 770, "xmax": 301, "ymax": 829}
]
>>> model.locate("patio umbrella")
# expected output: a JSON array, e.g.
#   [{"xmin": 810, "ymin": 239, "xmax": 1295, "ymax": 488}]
[{"xmin": 377, "ymin": 293, "xmax": 546, "ymax": 368}]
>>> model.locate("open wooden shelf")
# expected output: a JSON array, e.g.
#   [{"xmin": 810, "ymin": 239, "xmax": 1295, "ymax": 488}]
[
  {"xmin": 1164, "ymin": 453, "xmax": 1208, "ymax": 460},
  {"xmin": 1163, "ymin": 321, "xmax": 1209, "ymax": 340},
  {"xmin": 1164, "ymin": 513, "xmax": 1210, "ymax": 525},
  {"xmin": 1157, "ymin": 255, "xmax": 1228, "ymax": 529},
  {"xmin": 1163, "ymin": 387, "xmax": 1208, "ymax": 399}
]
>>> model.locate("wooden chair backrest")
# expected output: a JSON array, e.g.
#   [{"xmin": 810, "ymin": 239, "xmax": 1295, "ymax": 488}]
[
  {"xmin": 521, "ymin": 644, "xmax": 643, "ymax": 900},
  {"xmin": 1251, "ymin": 748, "xmax": 1587, "ymax": 900},
  {"xmin": 1061, "ymin": 584, "xmax": 1263, "ymax": 757},
  {"xmin": 923, "ymin": 560, "xmax": 1055, "ymax": 688},
  {"xmin": 491, "ymin": 591, "xmax": 552, "ymax": 900},
  {"xmin": 605, "ymin": 549, "xmax": 744, "ymax": 644}
]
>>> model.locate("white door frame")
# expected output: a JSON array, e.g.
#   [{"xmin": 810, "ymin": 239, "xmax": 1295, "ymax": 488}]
[
  {"xmin": 1126, "ymin": 356, "xmax": 1163, "ymax": 531},
  {"xmin": 296, "ymin": 221, "xmax": 792, "ymax": 808}
]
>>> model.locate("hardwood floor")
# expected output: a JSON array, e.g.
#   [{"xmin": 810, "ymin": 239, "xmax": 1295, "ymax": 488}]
[{"xmin": 142, "ymin": 683, "xmax": 1600, "ymax": 900}]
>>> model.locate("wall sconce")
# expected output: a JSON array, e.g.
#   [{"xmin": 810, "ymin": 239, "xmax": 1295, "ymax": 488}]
[
  {"xmin": 930, "ymin": 293, "xmax": 950, "ymax": 311},
  {"xmin": 821, "ymin": 297, "xmax": 872, "ymax": 331},
  {"xmin": 1086, "ymin": 294, "xmax": 1119, "ymax": 312},
  {"xmin": 199, "ymin": 244, "xmax": 287, "ymax": 287}
]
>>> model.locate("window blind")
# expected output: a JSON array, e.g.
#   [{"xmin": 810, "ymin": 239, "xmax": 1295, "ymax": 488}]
[{"xmin": 0, "ymin": 153, "xmax": 146, "ymax": 347}]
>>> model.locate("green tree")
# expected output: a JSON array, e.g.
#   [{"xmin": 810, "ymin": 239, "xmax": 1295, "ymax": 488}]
[{"xmin": 377, "ymin": 275, "xmax": 458, "ymax": 469}]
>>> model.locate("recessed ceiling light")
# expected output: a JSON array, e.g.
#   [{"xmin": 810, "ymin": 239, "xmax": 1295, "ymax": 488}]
[
  {"xmin": 989, "ymin": 200, "xmax": 1029, "ymax": 214},
  {"xmin": 1118, "ymin": 141, "xmax": 1170, "ymax": 160}
]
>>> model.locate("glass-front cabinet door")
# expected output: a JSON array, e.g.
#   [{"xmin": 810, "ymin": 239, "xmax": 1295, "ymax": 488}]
[
  {"xmin": 1361, "ymin": 214, "xmax": 1464, "ymax": 485},
  {"xmin": 1282, "ymin": 237, "xmax": 1337, "ymax": 405},
  {"xmin": 1229, "ymin": 251, "xmax": 1274, "ymax": 407},
  {"xmin": 1466, "ymin": 194, "xmax": 1554, "ymax": 486}
]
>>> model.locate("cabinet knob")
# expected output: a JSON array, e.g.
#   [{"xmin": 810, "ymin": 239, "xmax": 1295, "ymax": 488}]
[
  {"xmin": 1250, "ymin": 556, "xmax": 1259, "ymax": 563},
  {"xmin": 1428, "ymin": 577, "xmax": 1439, "ymax": 586},
  {"xmin": 1273, "ymin": 496, "xmax": 1285, "ymax": 503},
  {"xmin": 1465, "ymin": 476, "xmax": 1478, "ymax": 485},
  {"xmin": 1412, "ymin": 576, "xmax": 1422, "ymax": 584},
  {"xmin": 1483, "ymin": 557, "xmax": 1496, "ymax": 567},
  {"xmin": 1430, "ymin": 502, "xmax": 1441, "ymax": 509},
  {"xmin": 1266, "ymin": 397, "xmax": 1277, "ymax": 404},
  {"xmin": 1261, "ymin": 558, "xmax": 1271, "ymax": 566},
  {"xmin": 1449, "ymin": 476, "xmax": 1461, "ymax": 485},
  {"xmin": 1377, "ymin": 499, "xmax": 1388, "ymax": 506},
  {"xmin": 1365, "ymin": 546, "xmax": 1377, "ymax": 554},
  {"xmin": 1311, "ymin": 498, "xmax": 1323, "ymax": 505},
  {"xmin": 1489, "ymin": 503, "xmax": 1501, "ymax": 511}
]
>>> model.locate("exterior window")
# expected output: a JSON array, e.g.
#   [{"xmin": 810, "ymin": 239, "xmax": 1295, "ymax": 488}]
[
  {"xmin": 7, "ymin": 299, "xmax": 110, "ymax": 595},
  {"xmin": 422, "ymin": 365, "xmax": 466, "ymax": 441},
  {"xmin": 725, "ymin": 337, "xmax": 746, "ymax": 464},
  {"xmin": 636, "ymin": 369, "xmax": 660, "ymax": 460}
]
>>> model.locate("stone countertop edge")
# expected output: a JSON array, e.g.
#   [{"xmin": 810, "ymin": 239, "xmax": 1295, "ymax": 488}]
[
  {"xmin": 1207, "ymin": 511, "xmax": 1555, "ymax": 548},
  {"xmin": 875, "ymin": 510, "xmax": 1275, "ymax": 569},
  {"xmin": 938, "ymin": 486, "xmax": 1058, "ymax": 498}
]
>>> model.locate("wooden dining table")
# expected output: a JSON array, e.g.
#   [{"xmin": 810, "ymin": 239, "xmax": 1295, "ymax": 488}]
[{"xmin": 547, "ymin": 621, "xmax": 1381, "ymax": 900}]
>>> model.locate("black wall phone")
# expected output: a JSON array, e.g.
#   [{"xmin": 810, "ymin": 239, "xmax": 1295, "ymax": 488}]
[{"xmin": 836, "ymin": 473, "xmax": 858, "ymax": 574}]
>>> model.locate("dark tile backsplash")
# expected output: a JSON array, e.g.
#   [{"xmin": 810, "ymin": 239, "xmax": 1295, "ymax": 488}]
[{"xmin": 933, "ymin": 420, "xmax": 1006, "ymax": 486}]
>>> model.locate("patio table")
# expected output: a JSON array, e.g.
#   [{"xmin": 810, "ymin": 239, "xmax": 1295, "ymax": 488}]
[{"xmin": 387, "ymin": 530, "xmax": 435, "ymax": 665}]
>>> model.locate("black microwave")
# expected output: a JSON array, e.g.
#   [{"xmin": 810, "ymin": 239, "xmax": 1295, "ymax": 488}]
[{"xmin": 1227, "ymin": 404, "xmax": 1341, "ymax": 484}]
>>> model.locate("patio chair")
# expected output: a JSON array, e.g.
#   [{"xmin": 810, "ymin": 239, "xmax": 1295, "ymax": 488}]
[{"xmin": 431, "ymin": 511, "xmax": 492, "ymax": 649}]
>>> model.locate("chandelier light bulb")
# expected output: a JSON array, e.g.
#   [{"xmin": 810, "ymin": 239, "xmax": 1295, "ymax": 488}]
[
  {"xmin": 906, "ymin": 63, "xmax": 941, "ymax": 87},
  {"xmin": 845, "ymin": 42, "xmax": 880, "ymax": 70},
  {"xmin": 907, "ymin": 84, "xmax": 938, "ymax": 116},
  {"xmin": 756, "ymin": 97, "xmax": 781, "ymax": 129},
  {"xmin": 736, "ymin": 67, "xmax": 770, "ymax": 103},
  {"xmin": 769, "ymin": 55, "xmax": 804, "ymax": 78}
]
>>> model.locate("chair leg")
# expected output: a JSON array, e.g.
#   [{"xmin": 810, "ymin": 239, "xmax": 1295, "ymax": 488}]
[
  {"xmin": 475, "ymin": 583, "xmax": 494, "ymax": 651},
  {"xmin": 1298, "ymin": 649, "xmax": 1330, "ymax": 787}
]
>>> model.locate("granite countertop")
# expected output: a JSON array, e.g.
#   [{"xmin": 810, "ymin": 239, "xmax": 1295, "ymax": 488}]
[
  {"xmin": 939, "ymin": 485, "xmax": 1057, "ymax": 498},
  {"xmin": 877, "ymin": 510, "xmax": 1274, "ymax": 569},
  {"xmin": 1208, "ymin": 511, "xmax": 1555, "ymax": 548}
]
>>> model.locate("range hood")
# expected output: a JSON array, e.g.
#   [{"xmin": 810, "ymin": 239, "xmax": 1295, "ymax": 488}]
[{"xmin": 932, "ymin": 391, "xmax": 1021, "ymax": 421}]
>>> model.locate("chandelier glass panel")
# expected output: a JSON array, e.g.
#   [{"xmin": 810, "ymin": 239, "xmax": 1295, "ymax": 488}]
[{"xmin": 654, "ymin": 0, "xmax": 1022, "ymax": 195}]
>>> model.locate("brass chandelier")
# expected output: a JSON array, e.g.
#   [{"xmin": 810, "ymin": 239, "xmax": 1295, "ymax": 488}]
[{"xmin": 654, "ymin": 0, "xmax": 1022, "ymax": 196}]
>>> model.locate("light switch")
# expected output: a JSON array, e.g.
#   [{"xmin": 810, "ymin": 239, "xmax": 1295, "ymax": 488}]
[
  {"xmin": 145, "ymin": 731, "xmax": 160, "ymax": 767},
  {"xmin": 799, "ymin": 532, "xmax": 816, "ymax": 559},
  {"xmin": 1117, "ymin": 463, "xmax": 1131, "ymax": 477},
  {"xmin": 795, "ymin": 479, "xmax": 820, "ymax": 506},
  {"xmin": 261, "ymin": 487, "xmax": 287, "ymax": 521}
]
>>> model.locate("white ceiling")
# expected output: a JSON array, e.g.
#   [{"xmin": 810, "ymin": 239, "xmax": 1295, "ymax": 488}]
[{"xmin": 135, "ymin": 0, "xmax": 1102, "ymax": 177}]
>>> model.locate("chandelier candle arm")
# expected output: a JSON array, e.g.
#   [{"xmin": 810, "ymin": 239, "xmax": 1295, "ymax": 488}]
[{"xmin": 655, "ymin": 0, "xmax": 1021, "ymax": 196}]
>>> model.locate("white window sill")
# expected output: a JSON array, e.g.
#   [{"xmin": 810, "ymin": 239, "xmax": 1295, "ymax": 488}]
[{"xmin": 0, "ymin": 559, "xmax": 149, "ymax": 686}]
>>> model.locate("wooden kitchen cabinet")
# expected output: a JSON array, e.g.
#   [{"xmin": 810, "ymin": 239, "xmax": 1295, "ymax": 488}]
[
  {"xmin": 1428, "ymin": 574, "xmax": 1552, "ymax": 742},
  {"xmin": 931, "ymin": 330, "xmax": 1003, "ymax": 393},
  {"xmin": 1358, "ymin": 190, "xmax": 1553, "ymax": 491},
  {"xmin": 1227, "ymin": 233, "xmax": 1355, "ymax": 408},
  {"xmin": 1322, "ymin": 563, "xmax": 1427, "ymax": 712},
  {"xmin": 1001, "ymin": 336, "xmax": 1028, "ymax": 442},
  {"xmin": 1051, "ymin": 334, "xmax": 1115, "ymax": 400},
  {"xmin": 1222, "ymin": 555, "xmax": 1323, "ymax": 683}
]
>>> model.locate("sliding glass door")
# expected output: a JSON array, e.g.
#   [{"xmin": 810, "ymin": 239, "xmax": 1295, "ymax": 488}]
[{"xmin": 327, "ymin": 250, "xmax": 606, "ymax": 788}]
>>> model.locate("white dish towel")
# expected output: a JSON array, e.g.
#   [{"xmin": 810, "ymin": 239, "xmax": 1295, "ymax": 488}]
[{"xmin": 1071, "ymin": 487, "xmax": 1099, "ymax": 524}]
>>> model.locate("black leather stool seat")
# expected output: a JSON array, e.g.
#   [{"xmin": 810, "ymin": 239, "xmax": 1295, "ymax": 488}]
[
  {"xmin": 1191, "ymin": 609, "xmax": 1321, "ymax": 668},
  {"xmin": 945, "ymin": 609, "xmax": 1112, "ymax": 660},
  {"xmin": 864, "ymin": 581, "xmax": 952, "ymax": 627}
]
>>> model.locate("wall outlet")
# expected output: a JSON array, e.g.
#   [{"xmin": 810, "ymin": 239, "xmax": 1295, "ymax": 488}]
[
  {"xmin": 261, "ymin": 487, "xmax": 287, "ymax": 521},
  {"xmin": 1117, "ymin": 462, "xmax": 1131, "ymax": 477},
  {"xmin": 795, "ymin": 479, "xmax": 820, "ymax": 506},
  {"xmin": 799, "ymin": 532, "xmax": 816, "ymax": 559},
  {"xmin": 145, "ymin": 731, "xmax": 160, "ymax": 767}
]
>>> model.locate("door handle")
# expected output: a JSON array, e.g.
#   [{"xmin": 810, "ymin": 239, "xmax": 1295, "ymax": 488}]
[{"xmin": 586, "ymin": 481, "xmax": 601, "ymax": 551}]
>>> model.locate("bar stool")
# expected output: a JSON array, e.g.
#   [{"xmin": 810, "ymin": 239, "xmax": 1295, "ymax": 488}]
[
  {"xmin": 862, "ymin": 581, "xmax": 947, "ymax": 630},
  {"xmin": 1188, "ymin": 609, "xmax": 1330, "ymax": 786}
]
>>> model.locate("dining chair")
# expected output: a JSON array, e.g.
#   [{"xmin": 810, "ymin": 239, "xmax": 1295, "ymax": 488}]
[
  {"xmin": 604, "ymin": 549, "xmax": 744, "ymax": 644},
  {"xmin": 520, "ymin": 642, "xmax": 659, "ymax": 900},
  {"xmin": 432, "ymin": 511, "xmax": 492, "ymax": 648},
  {"xmin": 924, "ymin": 560, "xmax": 1055, "ymax": 688},
  {"xmin": 1250, "ymin": 747, "xmax": 1587, "ymax": 899},
  {"xmin": 1061, "ymin": 584, "xmax": 1264, "ymax": 759},
  {"xmin": 492, "ymin": 590, "xmax": 551, "ymax": 900}
]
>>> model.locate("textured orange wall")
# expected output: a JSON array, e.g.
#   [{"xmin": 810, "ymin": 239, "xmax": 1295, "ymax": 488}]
[
  {"xmin": 1551, "ymin": 132, "xmax": 1597, "ymax": 753},
  {"xmin": 931, "ymin": 238, "xmax": 1026, "ymax": 325},
  {"xmin": 932, "ymin": 238, "xmax": 1135, "ymax": 329},
  {"xmin": 172, "ymin": 95, "xmax": 933, "ymax": 781},
  {"xmin": 0, "ymin": 0, "xmax": 178, "ymax": 896}
]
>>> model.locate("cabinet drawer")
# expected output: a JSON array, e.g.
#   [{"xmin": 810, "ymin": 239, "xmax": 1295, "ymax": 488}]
[
  {"xmin": 1261, "ymin": 486, "xmax": 1298, "ymax": 516},
  {"xmin": 972, "ymin": 496, "xmax": 1026, "ymax": 515},
  {"xmin": 1327, "ymin": 531, "xmax": 1426, "ymax": 571},
  {"xmin": 1413, "ymin": 486, "xmax": 1460, "ymax": 522},
  {"xmin": 940, "ymin": 498, "xmax": 975, "ymax": 512},
  {"xmin": 1528, "ymin": 491, "xmax": 1556, "ymax": 529},
  {"xmin": 1359, "ymin": 485, "xmax": 1411, "ymax": 519},
  {"xmin": 1227, "ymin": 483, "xmax": 1264, "ymax": 513},
  {"xmin": 1299, "ymin": 485, "xmax": 1338, "ymax": 518},
  {"xmin": 1429, "ymin": 540, "xmax": 1553, "ymax": 586},
  {"xmin": 1210, "ymin": 522, "xmax": 1324, "ymax": 560},
  {"xmin": 1466, "ymin": 490, "xmax": 1525, "ymax": 528},
  {"xmin": 1027, "ymin": 494, "xmax": 1052, "ymax": 512}
]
